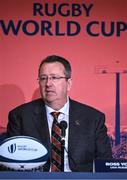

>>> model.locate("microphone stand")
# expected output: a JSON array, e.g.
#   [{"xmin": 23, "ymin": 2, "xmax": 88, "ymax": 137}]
[
  {"xmin": 60, "ymin": 121, "xmax": 67, "ymax": 172},
  {"xmin": 61, "ymin": 137, "xmax": 65, "ymax": 172}
]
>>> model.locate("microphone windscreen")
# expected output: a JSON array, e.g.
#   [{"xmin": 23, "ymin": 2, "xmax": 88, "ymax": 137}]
[{"xmin": 60, "ymin": 121, "xmax": 67, "ymax": 130}]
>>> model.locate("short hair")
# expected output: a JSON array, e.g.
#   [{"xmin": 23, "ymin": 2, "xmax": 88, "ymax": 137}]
[{"xmin": 38, "ymin": 55, "xmax": 71, "ymax": 78}]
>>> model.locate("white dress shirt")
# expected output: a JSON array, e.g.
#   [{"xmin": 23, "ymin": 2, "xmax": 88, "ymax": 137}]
[{"xmin": 45, "ymin": 99, "xmax": 71, "ymax": 172}]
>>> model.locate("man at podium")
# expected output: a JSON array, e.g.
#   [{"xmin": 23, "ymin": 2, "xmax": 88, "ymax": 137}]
[{"xmin": 7, "ymin": 55, "xmax": 112, "ymax": 172}]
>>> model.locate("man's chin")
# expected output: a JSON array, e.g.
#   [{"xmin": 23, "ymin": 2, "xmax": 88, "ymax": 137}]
[{"xmin": 45, "ymin": 97, "xmax": 56, "ymax": 104}]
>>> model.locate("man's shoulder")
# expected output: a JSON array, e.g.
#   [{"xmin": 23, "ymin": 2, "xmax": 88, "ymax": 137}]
[
  {"xmin": 9, "ymin": 98, "xmax": 45, "ymax": 113},
  {"xmin": 69, "ymin": 99, "xmax": 104, "ymax": 116}
]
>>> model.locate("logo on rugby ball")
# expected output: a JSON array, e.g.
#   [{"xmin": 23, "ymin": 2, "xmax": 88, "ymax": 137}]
[{"xmin": 8, "ymin": 143, "xmax": 16, "ymax": 153}]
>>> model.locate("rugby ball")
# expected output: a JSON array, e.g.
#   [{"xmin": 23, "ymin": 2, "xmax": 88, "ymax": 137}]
[{"xmin": 0, "ymin": 136, "xmax": 49, "ymax": 171}]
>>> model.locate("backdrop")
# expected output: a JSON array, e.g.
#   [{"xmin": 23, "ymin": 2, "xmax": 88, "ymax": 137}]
[{"xmin": 0, "ymin": 0, "xmax": 127, "ymax": 157}]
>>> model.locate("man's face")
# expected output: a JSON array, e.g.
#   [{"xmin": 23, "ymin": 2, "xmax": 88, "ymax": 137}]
[{"xmin": 39, "ymin": 62, "xmax": 72, "ymax": 108}]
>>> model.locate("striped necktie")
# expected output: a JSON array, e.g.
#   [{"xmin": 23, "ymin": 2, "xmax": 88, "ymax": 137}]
[{"xmin": 51, "ymin": 112, "xmax": 62, "ymax": 172}]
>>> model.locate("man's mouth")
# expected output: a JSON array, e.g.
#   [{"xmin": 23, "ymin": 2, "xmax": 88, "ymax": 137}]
[{"xmin": 46, "ymin": 90, "xmax": 55, "ymax": 94}]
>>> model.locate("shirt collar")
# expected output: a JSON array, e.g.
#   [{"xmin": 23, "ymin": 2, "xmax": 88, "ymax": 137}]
[{"xmin": 45, "ymin": 98, "xmax": 69, "ymax": 116}]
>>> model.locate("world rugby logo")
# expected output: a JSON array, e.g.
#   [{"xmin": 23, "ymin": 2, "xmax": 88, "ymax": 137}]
[{"xmin": 8, "ymin": 143, "xmax": 16, "ymax": 153}]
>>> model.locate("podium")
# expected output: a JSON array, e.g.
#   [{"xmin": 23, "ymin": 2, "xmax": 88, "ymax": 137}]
[{"xmin": 0, "ymin": 172, "xmax": 127, "ymax": 180}]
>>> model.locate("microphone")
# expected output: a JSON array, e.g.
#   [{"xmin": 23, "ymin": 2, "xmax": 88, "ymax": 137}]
[
  {"xmin": 59, "ymin": 121, "xmax": 67, "ymax": 138},
  {"xmin": 59, "ymin": 121, "xmax": 67, "ymax": 171},
  {"xmin": 59, "ymin": 121, "xmax": 78, "ymax": 171}
]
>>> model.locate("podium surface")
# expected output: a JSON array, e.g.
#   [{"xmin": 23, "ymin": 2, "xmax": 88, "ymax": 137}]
[{"xmin": 0, "ymin": 172, "xmax": 127, "ymax": 180}]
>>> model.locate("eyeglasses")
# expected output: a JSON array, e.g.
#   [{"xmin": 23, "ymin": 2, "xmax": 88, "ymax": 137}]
[{"xmin": 38, "ymin": 75, "xmax": 69, "ymax": 83}]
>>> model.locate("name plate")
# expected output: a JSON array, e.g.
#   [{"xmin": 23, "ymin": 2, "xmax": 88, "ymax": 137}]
[{"xmin": 95, "ymin": 159, "xmax": 127, "ymax": 172}]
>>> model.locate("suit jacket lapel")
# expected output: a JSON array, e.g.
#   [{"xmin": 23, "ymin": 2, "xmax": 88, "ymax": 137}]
[
  {"xmin": 32, "ymin": 100, "xmax": 50, "ymax": 150},
  {"xmin": 68, "ymin": 99, "xmax": 82, "ymax": 157}
]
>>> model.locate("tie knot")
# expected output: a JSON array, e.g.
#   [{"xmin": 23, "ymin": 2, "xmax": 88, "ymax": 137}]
[{"xmin": 51, "ymin": 112, "xmax": 60, "ymax": 120}]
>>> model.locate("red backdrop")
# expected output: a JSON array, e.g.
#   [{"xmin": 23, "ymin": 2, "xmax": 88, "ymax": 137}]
[{"xmin": 0, "ymin": 0, "xmax": 127, "ymax": 139}]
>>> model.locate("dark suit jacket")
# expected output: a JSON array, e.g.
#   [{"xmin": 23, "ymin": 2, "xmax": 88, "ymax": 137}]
[{"xmin": 7, "ymin": 98, "xmax": 112, "ymax": 172}]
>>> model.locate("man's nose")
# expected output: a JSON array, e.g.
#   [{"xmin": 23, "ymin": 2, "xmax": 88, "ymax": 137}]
[{"xmin": 45, "ymin": 77, "xmax": 53, "ymax": 86}]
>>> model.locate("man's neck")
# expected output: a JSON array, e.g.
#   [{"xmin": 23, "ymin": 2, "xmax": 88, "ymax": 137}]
[{"xmin": 45, "ymin": 98, "xmax": 68, "ymax": 111}]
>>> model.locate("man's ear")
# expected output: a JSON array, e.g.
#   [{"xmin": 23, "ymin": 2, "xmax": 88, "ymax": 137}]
[{"xmin": 67, "ymin": 78, "xmax": 72, "ymax": 91}]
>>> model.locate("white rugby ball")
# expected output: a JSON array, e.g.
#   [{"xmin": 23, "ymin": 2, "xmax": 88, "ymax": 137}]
[{"xmin": 0, "ymin": 136, "xmax": 49, "ymax": 170}]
